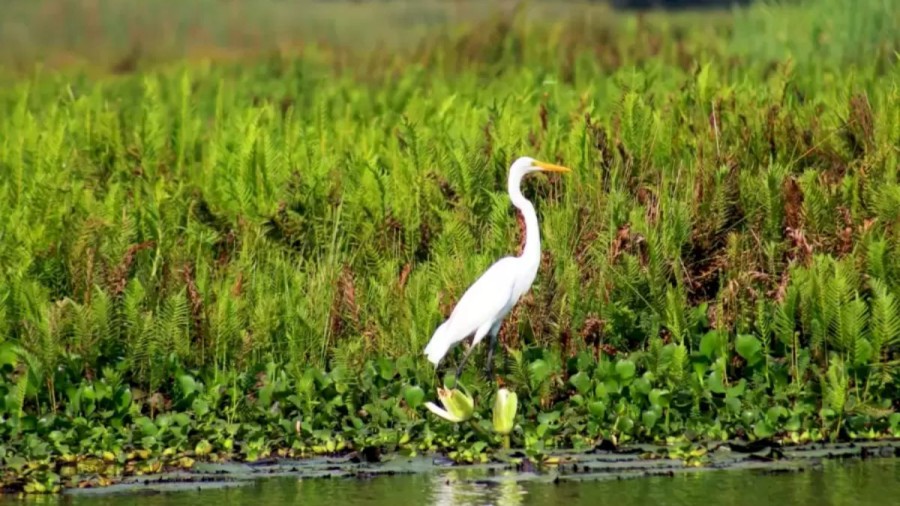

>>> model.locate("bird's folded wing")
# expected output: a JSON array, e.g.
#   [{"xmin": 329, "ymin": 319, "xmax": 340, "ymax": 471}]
[{"xmin": 440, "ymin": 257, "xmax": 519, "ymax": 342}]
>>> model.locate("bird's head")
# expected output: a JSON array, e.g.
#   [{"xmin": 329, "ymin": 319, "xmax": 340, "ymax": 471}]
[{"xmin": 510, "ymin": 156, "xmax": 572, "ymax": 177}]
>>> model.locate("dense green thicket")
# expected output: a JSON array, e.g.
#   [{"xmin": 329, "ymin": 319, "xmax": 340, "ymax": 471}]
[{"xmin": 0, "ymin": 0, "xmax": 899, "ymax": 494}]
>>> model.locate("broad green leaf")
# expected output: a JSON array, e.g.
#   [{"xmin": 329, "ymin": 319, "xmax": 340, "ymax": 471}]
[
  {"xmin": 706, "ymin": 370, "xmax": 726, "ymax": 394},
  {"xmin": 700, "ymin": 330, "xmax": 723, "ymax": 359},
  {"xmin": 529, "ymin": 359, "xmax": 551, "ymax": 383},
  {"xmin": 766, "ymin": 406, "xmax": 788, "ymax": 423},
  {"xmin": 377, "ymin": 357, "xmax": 396, "ymax": 381},
  {"xmin": 115, "ymin": 388, "xmax": 132, "ymax": 413},
  {"xmin": 135, "ymin": 417, "xmax": 158, "ymax": 437},
  {"xmin": 569, "ymin": 371, "xmax": 592, "ymax": 395},
  {"xmin": 649, "ymin": 389, "xmax": 671, "ymax": 408},
  {"xmin": 0, "ymin": 342, "xmax": 19, "ymax": 371},
  {"xmin": 191, "ymin": 398, "xmax": 210, "ymax": 417},
  {"xmin": 178, "ymin": 375, "xmax": 197, "ymax": 398},
  {"xmin": 741, "ymin": 409, "xmax": 758, "ymax": 426},
  {"xmin": 735, "ymin": 334, "xmax": 763, "ymax": 365},
  {"xmin": 753, "ymin": 420, "xmax": 775, "ymax": 439},
  {"xmin": 615, "ymin": 359, "xmax": 636, "ymax": 381},
  {"xmin": 889, "ymin": 413, "xmax": 900, "ymax": 435},
  {"xmin": 403, "ymin": 385, "xmax": 425, "ymax": 409},
  {"xmin": 632, "ymin": 377, "xmax": 652, "ymax": 395},
  {"xmin": 725, "ymin": 396, "xmax": 742, "ymax": 414},
  {"xmin": 726, "ymin": 379, "xmax": 747, "ymax": 398},
  {"xmin": 588, "ymin": 401, "xmax": 607, "ymax": 418},
  {"xmin": 537, "ymin": 411, "xmax": 561, "ymax": 425}
]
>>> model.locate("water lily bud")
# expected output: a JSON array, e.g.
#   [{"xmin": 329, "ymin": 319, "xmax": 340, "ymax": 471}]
[
  {"xmin": 492, "ymin": 388, "xmax": 518, "ymax": 435},
  {"xmin": 425, "ymin": 387, "xmax": 475, "ymax": 423}
]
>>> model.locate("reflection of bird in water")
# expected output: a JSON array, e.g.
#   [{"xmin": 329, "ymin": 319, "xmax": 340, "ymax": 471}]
[
  {"xmin": 428, "ymin": 470, "xmax": 526, "ymax": 506},
  {"xmin": 428, "ymin": 471, "xmax": 468, "ymax": 506},
  {"xmin": 495, "ymin": 472, "xmax": 527, "ymax": 506}
]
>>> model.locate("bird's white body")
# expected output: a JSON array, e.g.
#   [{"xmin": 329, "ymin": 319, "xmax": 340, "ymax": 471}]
[
  {"xmin": 423, "ymin": 157, "xmax": 570, "ymax": 368},
  {"xmin": 423, "ymin": 255, "xmax": 535, "ymax": 365}
]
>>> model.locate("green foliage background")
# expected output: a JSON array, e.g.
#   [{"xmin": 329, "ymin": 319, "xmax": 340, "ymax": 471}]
[{"xmin": 0, "ymin": 0, "xmax": 898, "ymax": 493}]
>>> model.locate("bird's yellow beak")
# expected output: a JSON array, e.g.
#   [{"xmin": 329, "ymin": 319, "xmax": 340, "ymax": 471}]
[{"xmin": 533, "ymin": 160, "xmax": 572, "ymax": 173}]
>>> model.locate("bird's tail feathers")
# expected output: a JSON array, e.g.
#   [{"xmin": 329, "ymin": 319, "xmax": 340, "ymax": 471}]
[{"xmin": 424, "ymin": 322, "xmax": 451, "ymax": 366}]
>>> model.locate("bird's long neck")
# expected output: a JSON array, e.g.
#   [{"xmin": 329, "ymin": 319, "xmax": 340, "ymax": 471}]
[{"xmin": 508, "ymin": 170, "xmax": 540, "ymax": 267}]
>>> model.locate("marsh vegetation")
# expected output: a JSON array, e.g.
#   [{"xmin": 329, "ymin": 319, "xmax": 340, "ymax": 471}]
[{"xmin": 0, "ymin": 0, "xmax": 898, "ymax": 495}]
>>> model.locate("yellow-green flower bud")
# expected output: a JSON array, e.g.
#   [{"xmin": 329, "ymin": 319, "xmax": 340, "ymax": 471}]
[
  {"xmin": 425, "ymin": 387, "xmax": 475, "ymax": 422},
  {"xmin": 492, "ymin": 388, "xmax": 518, "ymax": 435}
]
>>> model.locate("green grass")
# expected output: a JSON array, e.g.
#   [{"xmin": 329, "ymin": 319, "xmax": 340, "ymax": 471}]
[{"xmin": 0, "ymin": 0, "xmax": 899, "ymax": 495}]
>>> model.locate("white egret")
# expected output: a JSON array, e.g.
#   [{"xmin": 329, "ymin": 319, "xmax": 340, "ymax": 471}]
[{"xmin": 423, "ymin": 156, "xmax": 572, "ymax": 379}]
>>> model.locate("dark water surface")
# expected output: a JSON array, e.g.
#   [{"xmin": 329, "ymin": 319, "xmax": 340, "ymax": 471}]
[{"xmin": 18, "ymin": 458, "xmax": 897, "ymax": 506}]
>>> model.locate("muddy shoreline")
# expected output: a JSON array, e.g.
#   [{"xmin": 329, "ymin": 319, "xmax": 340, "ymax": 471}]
[{"xmin": 52, "ymin": 439, "xmax": 900, "ymax": 498}]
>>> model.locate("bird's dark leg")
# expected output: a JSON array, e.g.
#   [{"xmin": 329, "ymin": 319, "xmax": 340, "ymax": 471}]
[
  {"xmin": 455, "ymin": 343, "xmax": 477, "ymax": 382},
  {"xmin": 484, "ymin": 332, "xmax": 499, "ymax": 378}
]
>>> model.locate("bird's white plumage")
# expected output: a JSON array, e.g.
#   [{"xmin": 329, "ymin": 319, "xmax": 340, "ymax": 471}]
[
  {"xmin": 423, "ymin": 156, "xmax": 571, "ymax": 369},
  {"xmin": 423, "ymin": 257, "xmax": 519, "ymax": 364}
]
